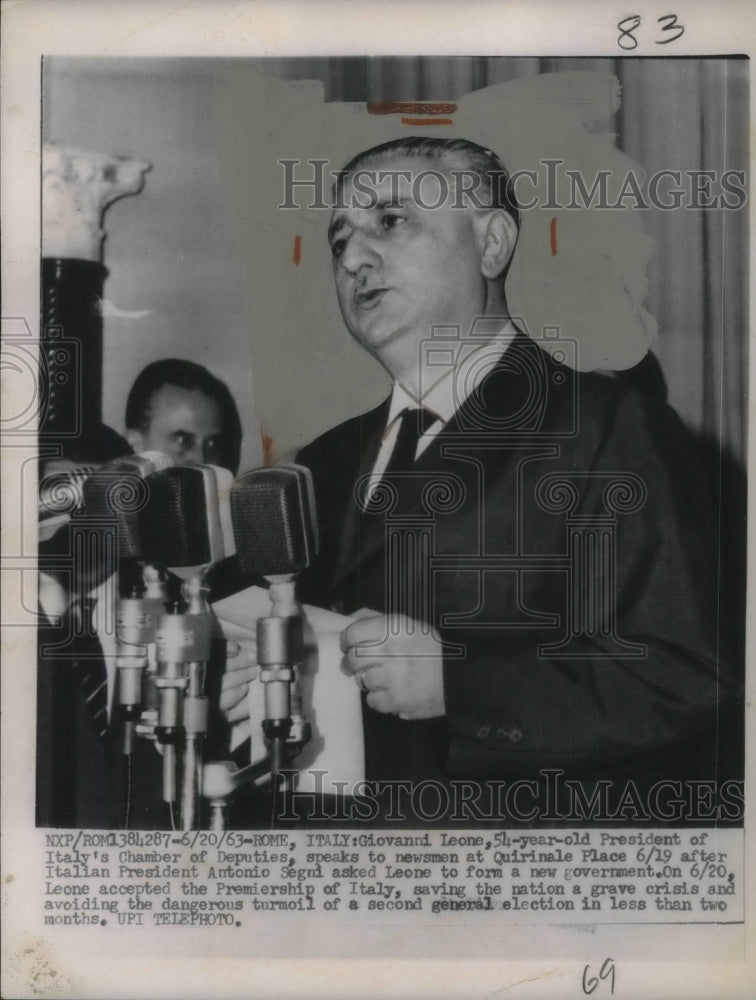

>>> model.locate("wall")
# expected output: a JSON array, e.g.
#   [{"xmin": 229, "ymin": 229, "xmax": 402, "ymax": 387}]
[
  {"xmin": 43, "ymin": 57, "xmax": 748, "ymax": 470},
  {"xmin": 43, "ymin": 57, "xmax": 263, "ymax": 471}
]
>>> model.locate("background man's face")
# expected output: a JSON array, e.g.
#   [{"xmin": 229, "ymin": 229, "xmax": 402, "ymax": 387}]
[
  {"xmin": 329, "ymin": 154, "xmax": 487, "ymax": 359},
  {"xmin": 128, "ymin": 383, "xmax": 223, "ymax": 466}
]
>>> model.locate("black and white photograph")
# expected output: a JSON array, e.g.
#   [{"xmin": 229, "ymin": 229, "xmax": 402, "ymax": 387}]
[
  {"xmin": 1, "ymin": 2, "xmax": 753, "ymax": 998},
  {"xmin": 34, "ymin": 54, "xmax": 748, "ymax": 830}
]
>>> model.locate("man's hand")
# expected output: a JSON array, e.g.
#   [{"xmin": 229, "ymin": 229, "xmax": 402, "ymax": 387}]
[{"xmin": 340, "ymin": 613, "xmax": 446, "ymax": 721}]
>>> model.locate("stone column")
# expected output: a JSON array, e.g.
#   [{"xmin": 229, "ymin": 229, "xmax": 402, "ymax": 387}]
[{"xmin": 41, "ymin": 144, "xmax": 150, "ymax": 458}]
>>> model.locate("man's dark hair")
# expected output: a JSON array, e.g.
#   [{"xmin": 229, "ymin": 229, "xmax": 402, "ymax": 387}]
[
  {"xmin": 125, "ymin": 358, "xmax": 242, "ymax": 474},
  {"xmin": 335, "ymin": 136, "xmax": 520, "ymax": 227}
]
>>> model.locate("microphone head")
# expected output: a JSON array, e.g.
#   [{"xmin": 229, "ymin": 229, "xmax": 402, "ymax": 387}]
[
  {"xmin": 39, "ymin": 464, "xmax": 98, "ymax": 542},
  {"xmin": 82, "ymin": 452, "xmax": 175, "ymax": 559},
  {"xmin": 39, "ymin": 464, "xmax": 98, "ymax": 516},
  {"xmin": 137, "ymin": 464, "xmax": 235, "ymax": 576},
  {"xmin": 230, "ymin": 464, "xmax": 318, "ymax": 578}
]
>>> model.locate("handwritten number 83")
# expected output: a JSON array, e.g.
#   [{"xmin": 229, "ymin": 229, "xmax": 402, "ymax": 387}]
[{"xmin": 618, "ymin": 14, "xmax": 685, "ymax": 49}]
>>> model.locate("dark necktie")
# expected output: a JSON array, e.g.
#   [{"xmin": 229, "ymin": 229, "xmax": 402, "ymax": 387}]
[
  {"xmin": 382, "ymin": 406, "xmax": 436, "ymax": 479},
  {"xmin": 72, "ymin": 595, "xmax": 108, "ymax": 739}
]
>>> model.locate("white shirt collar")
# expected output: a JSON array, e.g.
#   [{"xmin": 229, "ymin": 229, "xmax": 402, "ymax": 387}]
[{"xmin": 385, "ymin": 321, "xmax": 519, "ymax": 432}]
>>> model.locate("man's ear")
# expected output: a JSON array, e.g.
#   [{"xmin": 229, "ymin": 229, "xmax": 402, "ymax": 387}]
[
  {"xmin": 477, "ymin": 209, "xmax": 518, "ymax": 280},
  {"xmin": 124, "ymin": 428, "xmax": 143, "ymax": 454}
]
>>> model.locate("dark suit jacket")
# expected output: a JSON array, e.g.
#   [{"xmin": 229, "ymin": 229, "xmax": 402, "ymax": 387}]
[
  {"xmin": 36, "ymin": 610, "xmax": 112, "ymax": 828},
  {"xmin": 296, "ymin": 333, "xmax": 743, "ymax": 819}
]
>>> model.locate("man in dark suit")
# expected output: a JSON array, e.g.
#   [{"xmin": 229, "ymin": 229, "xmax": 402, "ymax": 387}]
[{"xmin": 226, "ymin": 136, "xmax": 743, "ymax": 825}]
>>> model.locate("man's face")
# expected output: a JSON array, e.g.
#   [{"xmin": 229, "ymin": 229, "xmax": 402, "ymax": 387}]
[
  {"xmin": 329, "ymin": 154, "xmax": 487, "ymax": 360},
  {"xmin": 128, "ymin": 384, "xmax": 223, "ymax": 466}
]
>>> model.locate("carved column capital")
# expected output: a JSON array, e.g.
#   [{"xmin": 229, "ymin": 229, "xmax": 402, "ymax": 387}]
[{"xmin": 42, "ymin": 144, "xmax": 151, "ymax": 261}]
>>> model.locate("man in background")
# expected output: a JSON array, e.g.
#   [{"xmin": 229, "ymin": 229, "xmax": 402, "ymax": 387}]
[{"xmin": 124, "ymin": 357, "xmax": 242, "ymax": 475}]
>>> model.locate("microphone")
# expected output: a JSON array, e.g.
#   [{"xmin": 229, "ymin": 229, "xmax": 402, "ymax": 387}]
[
  {"xmin": 230, "ymin": 464, "xmax": 318, "ymax": 776},
  {"xmin": 136, "ymin": 463, "xmax": 235, "ymax": 828},
  {"xmin": 229, "ymin": 463, "xmax": 318, "ymax": 580},
  {"xmin": 82, "ymin": 451, "xmax": 176, "ymax": 559},
  {"xmin": 137, "ymin": 464, "xmax": 235, "ymax": 577},
  {"xmin": 39, "ymin": 464, "xmax": 99, "ymax": 540},
  {"xmin": 81, "ymin": 452, "xmax": 176, "ymax": 759}
]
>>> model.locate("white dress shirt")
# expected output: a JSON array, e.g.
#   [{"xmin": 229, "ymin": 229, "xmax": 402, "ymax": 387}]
[{"xmin": 367, "ymin": 322, "xmax": 519, "ymax": 495}]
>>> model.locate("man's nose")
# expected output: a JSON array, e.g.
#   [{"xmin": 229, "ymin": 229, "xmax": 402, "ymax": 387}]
[
  {"xmin": 183, "ymin": 444, "xmax": 205, "ymax": 466},
  {"xmin": 201, "ymin": 441, "xmax": 219, "ymax": 465},
  {"xmin": 339, "ymin": 230, "xmax": 380, "ymax": 275}
]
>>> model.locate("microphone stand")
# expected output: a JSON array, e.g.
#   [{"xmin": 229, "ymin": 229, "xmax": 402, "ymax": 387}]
[
  {"xmin": 154, "ymin": 572, "xmax": 212, "ymax": 830},
  {"xmin": 180, "ymin": 575, "xmax": 211, "ymax": 831},
  {"xmin": 258, "ymin": 577, "xmax": 304, "ymax": 781},
  {"xmin": 200, "ymin": 577, "xmax": 311, "ymax": 831},
  {"xmin": 116, "ymin": 567, "xmax": 313, "ymax": 831},
  {"xmin": 116, "ymin": 564, "xmax": 165, "ymax": 757}
]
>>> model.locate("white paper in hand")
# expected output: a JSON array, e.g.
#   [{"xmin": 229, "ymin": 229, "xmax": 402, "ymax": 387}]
[{"xmin": 212, "ymin": 585, "xmax": 365, "ymax": 794}]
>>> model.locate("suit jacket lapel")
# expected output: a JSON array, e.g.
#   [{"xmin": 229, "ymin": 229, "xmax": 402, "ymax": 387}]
[
  {"xmin": 327, "ymin": 398, "xmax": 390, "ymax": 599},
  {"xmin": 325, "ymin": 332, "xmax": 557, "ymax": 606}
]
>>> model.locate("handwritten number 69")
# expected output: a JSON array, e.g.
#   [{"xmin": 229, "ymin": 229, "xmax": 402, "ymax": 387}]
[{"xmin": 582, "ymin": 958, "xmax": 616, "ymax": 995}]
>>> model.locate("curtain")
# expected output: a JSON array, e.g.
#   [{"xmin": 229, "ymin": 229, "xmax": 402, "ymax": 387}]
[{"xmin": 620, "ymin": 58, "xmax": 748, "ymax": 465}]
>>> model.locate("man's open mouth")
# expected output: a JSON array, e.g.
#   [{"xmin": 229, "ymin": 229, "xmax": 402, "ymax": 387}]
[{"xmin": 355, "ymin": 287, "xmax": 387, "ymax": 310}]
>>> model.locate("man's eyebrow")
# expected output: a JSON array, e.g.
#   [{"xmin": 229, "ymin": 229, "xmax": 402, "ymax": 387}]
[
  {"xmin": 328, "ymin": 215, "xmax": 348, "ymax": 243},
  {"xmin": 375, "ymin": 195, "xmax": 410, "ymax": 209},
  {"xmin": 329, "ymin": 195, "xmax": 412, "ymax": 240}
]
